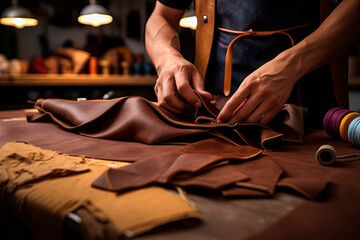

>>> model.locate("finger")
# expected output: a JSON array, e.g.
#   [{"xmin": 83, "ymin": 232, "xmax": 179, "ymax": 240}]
[
  {"xmin": 175, "ymin": 70, "xmax": 202, "ymax": 108},
  {"xmin": 191, "ymin": 70, "xmax": 213, "ymax": 100},
  {"xmin": 217, "ymin": 89, "xmax": 250, "ymax": 123},
  {"xmin": 156, "ymin": 88, "xmax": 185, "ymax": 114},
  {"xmin": 161, "ymin": 77, "xmax": 191, "ymax": 110},
  {"xmin": 226, "ymin": 95, "xmax": 261, "ymax": 124},
  {"xmin": 258, "ymin": 105, "xmax": 283, "ymax": 125},
  {"xmin": 244, "ymin": 99, "xmax": 274, "ymax": 123}
]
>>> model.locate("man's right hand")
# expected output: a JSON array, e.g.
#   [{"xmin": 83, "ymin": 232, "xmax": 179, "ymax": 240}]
[
  {"xmin": 146, "ymin": 1, "xmax": 211, "ymax": 114},
  {"xmin": 155, "ymin": 55, "xmax": 212, "ymax": 114}
]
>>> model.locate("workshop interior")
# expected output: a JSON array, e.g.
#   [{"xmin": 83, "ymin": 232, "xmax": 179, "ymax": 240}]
[{"xmin": 1, "ymin": 0, "xmax": 360, "ymax": 240}]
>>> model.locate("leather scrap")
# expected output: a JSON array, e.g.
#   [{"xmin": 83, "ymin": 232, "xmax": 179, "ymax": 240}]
[{"xmin": 92, "ymin": 138, "xmax": 261, "ymax": 192}]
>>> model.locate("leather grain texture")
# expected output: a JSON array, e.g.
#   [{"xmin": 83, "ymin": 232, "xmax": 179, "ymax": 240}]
[{"xmin": 26, "ymin": 92, "xmax": 303, "ymax": 150}]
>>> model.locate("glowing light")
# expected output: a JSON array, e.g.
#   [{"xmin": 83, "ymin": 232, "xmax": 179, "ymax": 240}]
[
  {"xmin": 0, "ymin": 17, "xmax": 38, "ymax": 28},
  {"xmin": 78, "ymin": 13, "xmax": 112, "ymax": 27},
  {"xmin": 179, "ymin": 16, "xmax": 197, "ymax": 30}
]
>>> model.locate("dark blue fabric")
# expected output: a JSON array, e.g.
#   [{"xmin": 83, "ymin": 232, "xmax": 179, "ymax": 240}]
[
  {"xmin": 204, "ymin": 0, "xmax": 336, "ymax": 128},
  {"xmin": 158, "ymin": 0, "xmax": 192, "ymax": 10}
]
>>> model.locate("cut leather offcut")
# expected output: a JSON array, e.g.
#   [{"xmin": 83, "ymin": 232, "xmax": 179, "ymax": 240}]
[
  {"xmin": 27, "ymin": 92, "xmax": 303, "ymax": 150},
  {"xmin": 92, "ymin": 138, "xmax": 261, "ymax": 192},
  {"xmin": 91, "ymin": 138, "xmax": 326, "ymax": 200},
  {"xmin": 221, "ymin": 155, "xmax": 283, "ymax": 197}
]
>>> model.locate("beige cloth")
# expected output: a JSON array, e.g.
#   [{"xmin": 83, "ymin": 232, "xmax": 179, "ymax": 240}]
[
  {"xmin": 0, "ymin": 141, "xmax": 89, "ymax": 192},
  {"xmin": 1, "ymin": 142, "xmax": 199, "ymax": 240}
]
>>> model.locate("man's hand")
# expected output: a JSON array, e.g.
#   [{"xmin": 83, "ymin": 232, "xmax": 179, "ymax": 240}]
[
  {"xmin": 155, "ymin": 56, "xmax": 212, "ymax": 114},
  {"xmin": 217, "ymin": 52, "xmax": 297, "ymax": 125},
  {"xmin": 145, "ymin": 1, "xmax": 212, "ymax": 114}
]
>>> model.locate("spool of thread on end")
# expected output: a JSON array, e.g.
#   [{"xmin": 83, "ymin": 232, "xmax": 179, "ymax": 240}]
[{"xmin": 316, "ymin": 145, "xmax": 337, "ymax": 166}]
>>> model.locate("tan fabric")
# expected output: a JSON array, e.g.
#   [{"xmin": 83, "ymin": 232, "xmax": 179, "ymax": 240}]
[
  {"xmin": 1, "ymin": 143, "xmax": 199, "ymax": 240},
  {"xmin": 73, "ymin": 201, "xmax": 120, "ymax": 240},
  {"xmin": 0, "ymin": 141, "xmax": 89, "ymax": 192}
]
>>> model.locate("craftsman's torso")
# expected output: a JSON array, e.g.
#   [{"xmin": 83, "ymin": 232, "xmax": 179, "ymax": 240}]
[
  {"xmin": 159, "ymin": 0, "xmax": 338, "ymax": 128},
  {"xmin": 206, "ymin": 0, "xmax": 337, "ymax": 128},
  {"xmin": 205, "ymin": 0, "xmax": 318, "ymax": 95}
]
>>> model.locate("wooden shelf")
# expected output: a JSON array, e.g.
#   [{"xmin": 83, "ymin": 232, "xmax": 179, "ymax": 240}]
[
  {"xmin": 1, "ymin": 73, "xmax": 358, "ymax": 88},
  {"xmin": 349, "ymin": 76, "xmax": 360, "ymax": 87},
  {"xmin": 0, "ymin": 74, "xmax": 157, "ymax": 87}
]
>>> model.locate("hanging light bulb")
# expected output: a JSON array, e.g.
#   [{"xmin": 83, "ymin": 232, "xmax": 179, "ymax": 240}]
[
  {"xmin": 0, "ymin": 0, "xmax": 38, "ymax": 29},
  {"xmin": 179, "ymin": 16, "xmax": 197, "ymax": 30},
  {"xmin": 78, "ymin": 0, "xmax": 113, "ymax": 27},
  {"xmin": 179, "ymin": 3, "xmax": 197, "ymax": 30}
]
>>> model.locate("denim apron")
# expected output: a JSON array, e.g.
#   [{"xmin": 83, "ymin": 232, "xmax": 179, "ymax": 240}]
[{"xmin": 205, "ymin": 0, "xmax": 337, "ymax": 128}]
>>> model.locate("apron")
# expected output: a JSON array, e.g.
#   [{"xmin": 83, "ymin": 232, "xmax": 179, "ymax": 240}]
[{"xmin": 203, "ymin": 0, "xmax": 337, "ymax": 128}]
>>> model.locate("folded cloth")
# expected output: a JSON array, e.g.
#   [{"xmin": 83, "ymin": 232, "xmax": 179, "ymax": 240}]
[
  {"xmin": 1, "ymin": 143, "xmax": 199, "ymax": 240},
  {"xmin": 0, "ymin": 141, "xmax": 89, "ymax": 192},
  {"xmin": 26, "ymin": 92, "xmax": 304, "ymax": 150}
]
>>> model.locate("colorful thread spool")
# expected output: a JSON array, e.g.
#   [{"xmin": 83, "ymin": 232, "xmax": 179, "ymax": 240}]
[
  {"xmin": 323, "ymin": 107, "xmax": 354, "ymax": 138},
  {"xmin": 340, "ymin": 112, "xmax": 360, "ymax": 142},
  {"xmin": 348, "ymin": 116, "xmax": 360, "ymax": 148},
  {"xmin": 324, "ymin": 107, "xmax": 360, "ymax": 148}
]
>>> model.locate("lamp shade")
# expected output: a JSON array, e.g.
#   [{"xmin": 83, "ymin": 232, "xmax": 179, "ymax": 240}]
[
  {"xmin": 78, "ymin": 4, "xmax": 113, "ymax": 27},
  {"xmin": 0, "ymin": 5, "xmax": 38, "ymax": 28}
]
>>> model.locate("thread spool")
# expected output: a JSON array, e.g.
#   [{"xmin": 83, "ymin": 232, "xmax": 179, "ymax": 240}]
[
  {"xmin": 316, "ymin": 145, "xmax": 337, "ymax": 166},
  {"xmin": 316, "ymin": 145, "xmax": 360, "ymax": 166},
  {"xmin": 324, "ymin": 107, "xmax": 360, "ymax": 148},
  {"xmin": 323, "ymin": 107, "xmax": 340, "ymax": 137},
  {"xmin": 323, "ymin": 107, "xmax": 353, "ymax": 138},
  {"xmin": 340, "ymin": 112, "xmax": 360, "ymax": 142},
  {"xmin": 348, "ymin": 116, "xmax": 360, "ymax": 148},
  {"xmin": 89, "ymin": 56, "xmax": 98, "ymax": 74}
]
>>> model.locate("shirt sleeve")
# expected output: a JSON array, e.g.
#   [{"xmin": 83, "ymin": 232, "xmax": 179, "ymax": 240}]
[{"xmin": 158, "ymin": 0, "xmax": 193, "ymax": 10}]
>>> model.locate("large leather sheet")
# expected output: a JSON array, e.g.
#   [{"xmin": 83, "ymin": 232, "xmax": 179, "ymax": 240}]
[{"xmin": 26, "ymin": 93, "xmax": 303, "ymax": 149}]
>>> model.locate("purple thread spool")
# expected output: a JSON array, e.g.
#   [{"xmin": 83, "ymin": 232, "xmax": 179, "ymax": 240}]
[
  {"xmin": 332, "ymin": 109, "xmax": 354, "ymax": 138},
  {"xmin": 323, "ymin": 107, "xmax": 343, "ymax": 137}
]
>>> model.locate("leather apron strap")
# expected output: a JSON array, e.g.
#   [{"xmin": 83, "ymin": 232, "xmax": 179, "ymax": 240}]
[{"xmin": 218, "ymin": 23, "xmax": 312, "ymax": 104}]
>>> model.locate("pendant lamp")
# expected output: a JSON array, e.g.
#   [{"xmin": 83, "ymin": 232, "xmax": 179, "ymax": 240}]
[
  {"xmin": 78, "ymin": 0, "xmax": 113, "ymax": 27},
  {"xmin": 0, "ymin": 0, "xmax": 38, "ymax": 29},
  {"xmin": 179, "ymin": 4, "xmax": 196, "ymax": 30}
]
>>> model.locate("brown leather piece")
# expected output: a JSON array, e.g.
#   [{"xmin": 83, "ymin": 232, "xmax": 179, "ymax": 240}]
[
  {"xmin": 92, "ymin": 138, "xmax": 262, "ymax": 192},
  {"xmin": 27, "ymin": 93, "xmax": 303, "ymax": 150},
  {"xmin": 222, "ymin": 155, "xmax": 283, "ymax": 197},
  {"xmin": 173, "ymin": 164, "xmax": 249, "ymax": 190},
  {"xmin": 0, "ymin": 120, "xmax": 181, "ymax": 162}
]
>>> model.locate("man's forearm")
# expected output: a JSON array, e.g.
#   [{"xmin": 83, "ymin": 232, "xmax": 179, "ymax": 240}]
[
  {"xmin": 284, "ymin": 0, "xmax": 360, "ymax": 80},
  {"xmin": 145, "ymin": 8, "xmax": 184, "ymax": 74}
]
